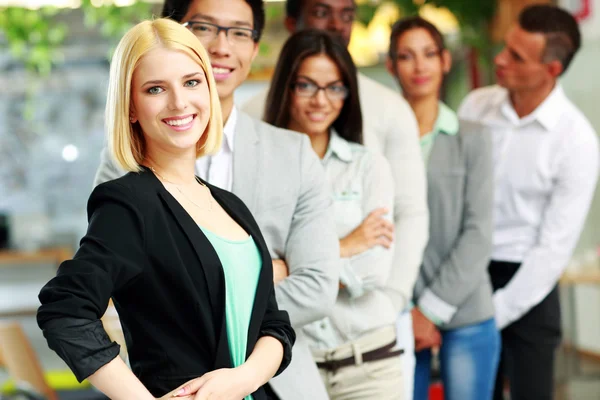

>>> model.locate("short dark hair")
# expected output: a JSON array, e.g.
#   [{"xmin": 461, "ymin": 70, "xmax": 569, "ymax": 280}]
[
  {"xmin": 264, "ymin": 29, "xmax": 363, "ymax": 144},
  {"xmin": 519, "ymin": 4, "xmax": 581, "ymax": 73},
  {"xmin": 285, "ymin": 0, "xmax": 302, "ymax": 19},
  {"xmin": 388, "ymin": 16, "xmax": 446, "ymax": 60},
  {"xmin": 161, "ymin": 0, "xmax": 266, "ymax": 42}
]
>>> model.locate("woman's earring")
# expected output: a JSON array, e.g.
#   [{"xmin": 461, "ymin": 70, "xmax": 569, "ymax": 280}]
[{"xmin": 130, "ymin": 117, "xmax": 135, "ymax": 123}]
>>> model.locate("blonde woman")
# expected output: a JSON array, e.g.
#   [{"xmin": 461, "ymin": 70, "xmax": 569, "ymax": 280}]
[{"xmin": 37, "ymin": 19, "xmax": 294, "ymax": 400}]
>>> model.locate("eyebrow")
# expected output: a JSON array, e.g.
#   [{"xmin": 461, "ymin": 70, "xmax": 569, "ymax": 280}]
[
  {"xmin": 313, "ymin": 2, "xmax": 356, "ymax": 12},
  {"xmin": 397, "ymin": 45, "xmax": 439, "ymax": 53},
  {"xmin": 187, "ymin": 13, "xmax": 253, "ymax": 28},
  {"xmin": 296, "ymin": 75, "xmax": 344, "ymax": 86},
  {"xmin": 142, "ymin": 72, "xmax": 204, "ymax": 87}
]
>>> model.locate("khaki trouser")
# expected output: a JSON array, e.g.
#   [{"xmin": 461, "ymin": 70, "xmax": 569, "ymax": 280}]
[{"xmin": 311, "ymin": 326, "xmax": 404, "ymax": 400}]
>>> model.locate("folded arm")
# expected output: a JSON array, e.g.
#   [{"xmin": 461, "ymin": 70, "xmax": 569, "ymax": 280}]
[{"xmin": 339, "ymin": 153, "xmax": 396, "ymax": 299}]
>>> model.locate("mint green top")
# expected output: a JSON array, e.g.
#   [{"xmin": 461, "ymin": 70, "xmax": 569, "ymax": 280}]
[
  {"xmin": 199, "ymin": 226, "xmax": 261, "ymax": 400},
  {"xmin": 420, "ymin": 102, "xmax": 459, "ymax": 164}
]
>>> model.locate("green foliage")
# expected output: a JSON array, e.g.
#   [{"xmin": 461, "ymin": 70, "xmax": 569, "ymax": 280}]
[
  {"xmin": 355, "ymin": 3, "xmax": 379, "ymax": 26},
  {"xmin": 80, "ymin": 0, "xmax": 153, "ymax": 40},
  {"xmin": 0, "ymin": 1, "xmax": 153, "ymax": 76},
  {"xmin": 0, "ymin": 7, "xmax": 67, "ymax": 75},
  {"xmin": 389, "ymin": 0, "xmax": 497, "ymax": 49}
]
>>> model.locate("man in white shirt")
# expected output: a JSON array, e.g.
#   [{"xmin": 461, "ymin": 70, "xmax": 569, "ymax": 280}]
[
  {"xmin": 242, "ymin": 5, "xmax": 428, "ymax": 395},
  {"xmin": 458, "ymin": 5, "xmax": 599, "ymax": 399}
]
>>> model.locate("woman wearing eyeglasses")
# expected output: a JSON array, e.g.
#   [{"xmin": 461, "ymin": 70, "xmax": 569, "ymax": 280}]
[{"xmin": 264, "ymin": 30, "xmax": 404, "ymax": 400}]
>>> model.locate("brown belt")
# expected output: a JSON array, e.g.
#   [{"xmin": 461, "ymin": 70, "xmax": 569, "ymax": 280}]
[{"xmin": 316, "ymin": 341, "xmax": 404, "ymax": 372}]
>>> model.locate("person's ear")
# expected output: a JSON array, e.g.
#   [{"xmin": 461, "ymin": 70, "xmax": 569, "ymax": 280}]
[
  {"xmin": 441, "ymin": 49, "xmax": 452, "ymax": 74},
  {"xmin": 251, "ymin": 41, "xmax": 260, "ymax": 63},
  {"xmin": 546, "ymin": 59, "xmax": 563, "ymax": 78},
  {"xmin": 385, "ymin": 56, "xmax": 395, "ymax": 77},
  {"xmin": 284, "ymin": 16, "xmax": 297, "ymax": 34}
]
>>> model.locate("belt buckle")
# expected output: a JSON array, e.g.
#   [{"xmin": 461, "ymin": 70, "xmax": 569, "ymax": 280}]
[
  {"xmin": 329, "ymin": 358, "xmax": 343, "ymax": 372},
  {"xmin": 325, "ymin": 350, "xmax": 342, "ymax": 372}
]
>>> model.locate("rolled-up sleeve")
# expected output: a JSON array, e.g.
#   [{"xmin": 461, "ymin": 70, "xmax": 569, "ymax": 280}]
[
  {"xmin": 37, "ymin": 182, "xmax": 147, "ymax": 381},
  {"xmin": 260, "ymin": 285, "xmax": 296, "ymax": 376}
]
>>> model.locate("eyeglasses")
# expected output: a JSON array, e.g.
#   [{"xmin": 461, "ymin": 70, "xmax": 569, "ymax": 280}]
[
  {"xmin": 291, "ymin": 81, "xmax": 349, "ymax": 101},
  {"xmin": 182, "ymin": 21, "xmax": 257, "ymax": 45}
]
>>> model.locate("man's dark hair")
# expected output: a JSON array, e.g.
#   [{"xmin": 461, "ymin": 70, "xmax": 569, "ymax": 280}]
[
  {"xmin": 285, "ymin": 0, "xmax": 302, "ymax": 19},
  {"xmin": 161, "ymin": 0, "xmax": 266, "ymax": 42},
  {"xmin": 519, "ymin": 4, "xmax": 581, "ymax": 74},
  {"xmin": 264, "ymin": 29, "xmax": 363, "ymax": 145}
]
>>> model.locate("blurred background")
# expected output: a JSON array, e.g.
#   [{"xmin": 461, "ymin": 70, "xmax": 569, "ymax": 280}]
[{"xmin": 0, "ymin": 0, "xmax": 599, "ymax": 399}]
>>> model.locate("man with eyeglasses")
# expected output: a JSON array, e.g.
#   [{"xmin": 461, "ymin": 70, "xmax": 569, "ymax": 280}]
[
  {"xmin": 243, "ymin": 2, "xmax": 428, "ymax": 398},
  {"xmin": 94, "ymin": 1, "xmax": 339, "ymax": 400}
]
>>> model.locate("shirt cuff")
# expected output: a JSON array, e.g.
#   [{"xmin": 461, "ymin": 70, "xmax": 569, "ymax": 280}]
[
  {"xmin": 417, "ymin": 288, "xmax": 458, "ymax": 325},
  {"xmin": 493, "ymin": 290, "xmax": 512, "ymax": 330},
  {"xmin": 339, "ymin": 258, "xmax": 365, "ymax": 299}
]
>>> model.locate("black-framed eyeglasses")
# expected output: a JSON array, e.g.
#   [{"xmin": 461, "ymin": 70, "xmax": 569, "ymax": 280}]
[
  {"xmin": 291, "ymin": 80, "xmax": 349, "ymax": 101},
  {"xmin": 182, "ymin": 21, "xmax": 257, "ymax": 45}
]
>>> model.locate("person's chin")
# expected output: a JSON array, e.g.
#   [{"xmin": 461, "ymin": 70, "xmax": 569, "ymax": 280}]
[
  {"xmin": 495, "ymin": 78, "xmax": 509, "ymax": 88},
  {"xmin": 306, "ymin": 122, "xmax": 330, "ymax": 135},
  {"xmin": 215, "ymin": 79, "xmax": 238, "ymax": 100}
]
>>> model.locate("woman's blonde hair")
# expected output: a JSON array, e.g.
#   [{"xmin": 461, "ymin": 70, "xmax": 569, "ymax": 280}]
[{"xmin": 106, "ymin": 18, "xmax": 223, "ymax": 172}]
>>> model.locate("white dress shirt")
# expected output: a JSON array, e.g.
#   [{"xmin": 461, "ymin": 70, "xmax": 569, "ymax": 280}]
[
  {"xmin": 242, "ymin": 72, "xmax": 428, "ymax": 312},
  {"xmin": 303, "ymin": 131, "xmax": 396, "ymax": 349},
  {"xmin": 458, "ymin": 84, "xmax": 599, "ymax": 329},
  {"xmin": 195, "ymin": 107, "xmax": 238, "ymax": 190}
]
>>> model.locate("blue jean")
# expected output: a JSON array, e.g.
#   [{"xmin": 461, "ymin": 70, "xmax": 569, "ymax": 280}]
[{"xmin": 413, "ymin": 318, "xmax": 501, "ymax": 400}]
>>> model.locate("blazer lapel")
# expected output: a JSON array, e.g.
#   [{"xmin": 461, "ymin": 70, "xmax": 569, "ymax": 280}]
[
  {"xmin": 156, "ymin": 183, "xmax": 237, "ymax": 369},
  {"xmin": 232, "ymin": 112, "xmax": 260, "ymax": 213},
  {"xmin": 209, "ymin": 187, "xmax": 273, "ymax": 358},
  {"xmin": 157, "ymin": 190, "xmax": 223, "ymax": 311}
]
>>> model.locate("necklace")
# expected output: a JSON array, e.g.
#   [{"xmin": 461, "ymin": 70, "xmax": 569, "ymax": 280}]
[{"xmin": 150, "ymin": 166, "xmax": 213, "ymax": 212}]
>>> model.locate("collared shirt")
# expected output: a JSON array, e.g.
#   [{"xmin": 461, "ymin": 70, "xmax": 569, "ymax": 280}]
[
  {"xmin": 458, "ymin": 84, "xmax": 599, "ymax": 329},
  {"xmin": 303, "ymin": 131, "xmax": 396, "ymax": 349},
  {"xmin": 196, "ymin": 106, "xmax": 238, "ymax": 191},
  {"xmin": 419, "ymin": 102, "xmax": 459, "ymax": 164},
  {"xmin": 242, "ymin": 72, "xmax": 429, "ymax": 313}
]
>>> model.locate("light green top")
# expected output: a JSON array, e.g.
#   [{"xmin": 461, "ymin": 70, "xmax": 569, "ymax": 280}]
[
  {"xmin": 420, "ymin": 102, "xmax": 459, "ymax": 164},
  {"xmin": 199, "ymin": 226, "xmax": 261, "ymax": 400}
]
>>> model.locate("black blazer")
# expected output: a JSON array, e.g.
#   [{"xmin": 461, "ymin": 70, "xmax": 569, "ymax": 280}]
[{"xmin": 37, "ymin": 167, "xmax": 295, "ymax": 398}]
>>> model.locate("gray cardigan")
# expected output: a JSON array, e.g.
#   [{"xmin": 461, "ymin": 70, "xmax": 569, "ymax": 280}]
[{"xmin": 413, "ymin": 120, "xmax": 495, "ymax": 330}]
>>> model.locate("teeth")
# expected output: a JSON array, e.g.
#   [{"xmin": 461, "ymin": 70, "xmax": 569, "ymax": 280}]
[
  {"xmin": 165, "ymin": 116, "xmax": 193, "ymax": 126},
  {"xmin": 308, "ymin": 113, "xmax": 326, "ymax": 120},
  {"xmin": 212, "ymin": 67, "xmax": 231, "ymax": 74}
]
